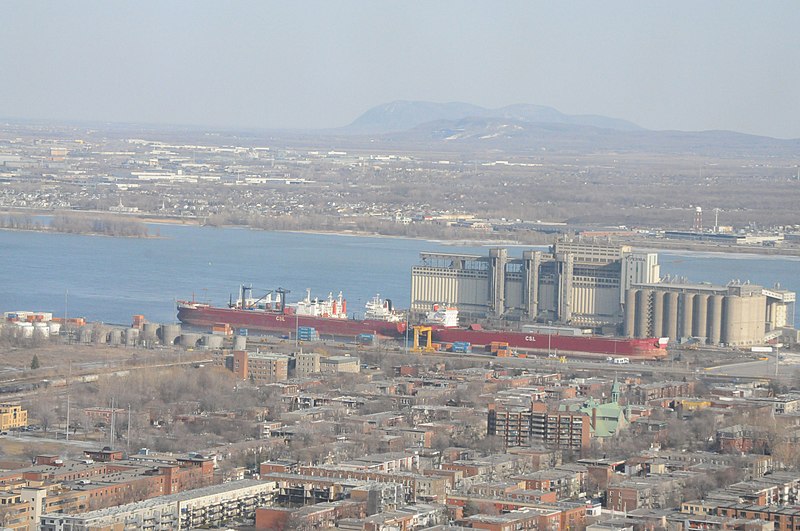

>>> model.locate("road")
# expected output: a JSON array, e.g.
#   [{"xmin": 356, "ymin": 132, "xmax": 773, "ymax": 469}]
[
  {"xmin": 2, "ymin": 431, "xmax": 97, "ymax": 450},
  {"xmin": 703, "ymin": 353, "xmax": 799, "ymax": 380}
]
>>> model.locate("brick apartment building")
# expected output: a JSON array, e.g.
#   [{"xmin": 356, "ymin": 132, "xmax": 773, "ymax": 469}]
[
  {"xmin": 320, "ymin": 355, "xmax": 360, "ymax": 374},
  {"xmin": 40, "ymin": 480, "xmax": 277, "ymax": 531},
  {"xmin": 716, "ymin": 425, "xmax": 771, "ymax": 454},
  {"xmin": 714, "ymin": 503, "xmax": 800, "ymax": 531},
  {"xmin": 0, "ymin": 451, "xmax": 216, "ymax": 528},
  {"xmin": 0, "ymin": 404, "xmax": 27, "ymax": 431},
  {"xmin": 295, "ymin": 351, "xmax": 320, "ymax": 376},
  {"xmin": 232, "ymin": 350, "xmax": 289, "ymax": 383},
  {"xmin": 488, "ymin": 401, "xmax": 590, "ymax": 452}
]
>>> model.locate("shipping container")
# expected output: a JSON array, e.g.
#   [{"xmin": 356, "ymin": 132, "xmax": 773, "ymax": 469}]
[
  {"xmin": 357, "ymin": 333, "xmax": 375, "ymax": 345},
  {"xmin": 451, "ymin": 341, "xmax": 472, "ymax": 353}
]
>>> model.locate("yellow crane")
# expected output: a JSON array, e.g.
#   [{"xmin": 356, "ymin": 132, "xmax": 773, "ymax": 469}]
[{"xmin": 411, "ymin": 326, "xmax": 436, "ymax": 353}]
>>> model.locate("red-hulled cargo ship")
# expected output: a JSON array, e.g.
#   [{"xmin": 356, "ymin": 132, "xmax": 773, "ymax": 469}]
[
  {"xmin": 432, "ymin": 327, "xmax": 666, "ymax": 359},
  {"xmin": 177, "ymin": 286, "xmax": 407, "ymax": 339},
  {"xmin": 425, "ymin": 306, "xmax": 667, "ymax": 360}
]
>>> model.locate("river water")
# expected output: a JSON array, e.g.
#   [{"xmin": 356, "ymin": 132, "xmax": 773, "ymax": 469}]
[{"xmin": 1, "ymin": 224, "xmax": 798, "ymax": 327}]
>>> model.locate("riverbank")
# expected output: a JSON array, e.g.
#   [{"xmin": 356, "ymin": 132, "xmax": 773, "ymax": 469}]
[
  {"xmin": 620, "ymin": 237, "xmax": 800, "ymax": 258},
  {"xmin": 0, "ymin": 226, "xmax": 160, "ymax": 239},
  {"xmin": 4, "ymin": 207, "xmax": 799, "ymax": 257}
]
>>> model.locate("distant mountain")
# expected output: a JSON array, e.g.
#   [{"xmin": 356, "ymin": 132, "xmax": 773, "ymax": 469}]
[
  {"xmin": 332, "ymin": 101, "xmax": 800, "ymax": 156},
  {"xmin": 378, "ymin": 116, "xmax": 800, "ymax": 157},
  {"xmin": 343, "ymin": 100, "xmax": 643, "ymax": 134}
]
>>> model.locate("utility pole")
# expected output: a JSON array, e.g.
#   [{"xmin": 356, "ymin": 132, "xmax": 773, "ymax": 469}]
[
  {"xmin": 64, "ymin": 289, "xmax": 69, "ymax": 343},
  {"xmin": 404, "ymin": 314, "xmax": 409, "ymax": 355},
  {"xmin": 65, "ymin": 395, "xmax": 70, "ymax": 442},
  {"xmin": 66, "ymin": 361, "xmax": 71, "ymax": 441},
  {"xmin": 109, "ymin": 398, "xmax": 114, "ymax": 449}
]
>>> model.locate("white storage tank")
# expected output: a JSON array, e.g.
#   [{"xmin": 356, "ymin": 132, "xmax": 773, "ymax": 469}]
[
  {"xmin": 108, "ymin": 329, "xmax": 123, "ymax": 345},
  {"xmin": 125, "ymin": 328, "xmax": 140, "ymax": 346},
  {"xmin": 203, "ymin": 334, "xmax": 224, "ymax": 349},
  {"xmin": 142, "ymin": 322, "xmax": 159, "ymax": 342},
  {"xmin": 79, "ymin": 326, "xmax": 93, "ymax": 344},
  {"xmin": 16, "ymin": 322, "xmax": 34, "ymax": 338},
  {"xmin": 180, "ymin": 333, "xmax": 202, "ymax": 348},
  {"xmin": 233, "ymin": 335, "xmax": 247, "ymax": 350},
  {"xmin": 33, "ymin": 322, "xmax": 50, "ymax": 339}
]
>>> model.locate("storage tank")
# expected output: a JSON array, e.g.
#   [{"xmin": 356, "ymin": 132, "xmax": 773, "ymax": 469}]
[
  {"xmin": 48, "ymin": 322, "xmax": 62, "ymax": 336},
  {"xmin": 723, "ymin": 296, "xmax": 743, "ymax": 347},
  {"xmin": 709, "ymin": 295, "xmax": 724, "ymax": 345},
  {"xmin": 693, "ymin": 294, "xmax": 709, "ymax": 341},
  {"xmin": 125, "ymin": 328, "xmax": 140, "ymax": 346},
  {"xmin": 233, "ymin": 335, "xmax": 247, "ymax": 351},
  {"xmin": 142, "ymin": 322, "xmax": 159, "ymax": 342},
  {"xmin": 203, "ymin": 334, "xmax": 224, "ymax": 349},
  {"xmin": 94, "ymin": 325, "xmax": 109, "ymax": 344},
  {"xmin": 679, "ymin": 293, "xmax": 694, "ymax": 341},
  {"xmin": 665, "ymin": 292, "xmax": 679, "ymax": 342},
  {"xmin": 634, "ymin": 289, "xmax": 651, "ymax": 338},
  {"xmin": 17, "ymin": 323, "xmax": 34, "ymax": 338},
  {"xmin": 33, "ymin": 322, "xmax": 50, "ymax": 340},
  {"xmin": 623, "ymin": 290, "xmax": 637, "ymax": 337},
  {"xmin": 79, "ymin": 326, "xmax": 93, "ymax": 344},
  {"xmin": 652, "ymin": 291, "xmax": 665, "ymax": 338},
  {"xmin": 108, "ymin": 329, "xmax": 123, "ymax": 345},
  {"xmin": 180, "ymin": 333, "xmax": 202, "ymax": 348},
  {"xmin": 159, "ymin": 324, "xmax": 181, "ymax": 346}
]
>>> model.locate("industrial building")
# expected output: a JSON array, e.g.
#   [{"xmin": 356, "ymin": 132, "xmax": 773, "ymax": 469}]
[
  {"xmin": 411, "ymin": 239, "xmax": 797, "ymax": 346},
  {"xmin": 410, "ymin": 240, "xmax": 660, "ymax": 330},
  {"xmin": 622, "ymin": 281, "xmax": 796, "ymax": 346}
]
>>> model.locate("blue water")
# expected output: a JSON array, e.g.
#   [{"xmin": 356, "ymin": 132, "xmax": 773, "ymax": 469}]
[{"xmin": 0, "ymin": 225, "xmax": 798, "ymax": 327}]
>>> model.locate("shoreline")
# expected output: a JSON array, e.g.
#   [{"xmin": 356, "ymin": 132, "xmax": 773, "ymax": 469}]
[
  {"xmin": 0, "ymin": 226, "xmax": 161, "ymax": 240},
  {"xmin": 3, "ymin": 207, "xmax": 800, "ymax": 257},
  {"xmin": 620, "ymin": 238, "xmax": 800, "ymax": 259}
]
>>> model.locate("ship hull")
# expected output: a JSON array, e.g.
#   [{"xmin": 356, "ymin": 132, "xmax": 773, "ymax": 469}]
[
  {"xmin": 431, "ymin": 328, "xmax": 666, "ymax": 359},
  {"xmin": 177, "ymin": 305, "xmax": 406, "ymax": 339}
]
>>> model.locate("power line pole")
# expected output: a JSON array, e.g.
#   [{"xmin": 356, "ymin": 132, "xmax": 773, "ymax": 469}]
[{"xmin": 109, "ymin": 398, "xmax": 115, "ymax": 449}]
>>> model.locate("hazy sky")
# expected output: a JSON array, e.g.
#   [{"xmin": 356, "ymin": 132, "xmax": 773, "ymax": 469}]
[{"xmin": 2, "ymin": 1, "xmax": 799, "ymax": 138}]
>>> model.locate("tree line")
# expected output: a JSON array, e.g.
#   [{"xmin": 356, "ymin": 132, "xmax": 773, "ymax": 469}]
[{"xmin": 0, "ymin": 212, "xmax": 149, "ymax": 238}]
